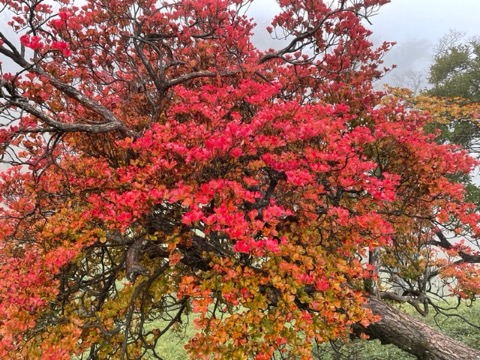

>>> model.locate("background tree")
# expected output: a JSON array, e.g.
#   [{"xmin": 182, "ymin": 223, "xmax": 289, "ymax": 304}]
[
  {"xmin": 401, "ymin": 31, "xmax": 480, "ymax": 205},
  {"xmin": 429, "ymin": 30, "xmax": 480, "ymax": 101},
  {"xmin": 0, "ymin": 1, "xmax": 480, "ymax": 359},
  {"xmin": 426, "ymin": 30, "xmax": 480, "ymax": 154},
  {"xmin": 357, "ymin": 29, "xmax": 480, "ymax": 360},
  {"xmin": 392, "ymin": 69, "xmax": 424, "ymax": 95}
]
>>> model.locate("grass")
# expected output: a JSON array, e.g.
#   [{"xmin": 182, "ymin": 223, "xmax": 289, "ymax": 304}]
[{"xmin": 150, "ymin": 298, "xmax": 480, "ymax": 359}]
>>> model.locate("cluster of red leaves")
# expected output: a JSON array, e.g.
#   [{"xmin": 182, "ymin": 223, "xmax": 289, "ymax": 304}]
[{"xmin": 0, "ymin": 0, "xmax": 479, "ymax": 359}]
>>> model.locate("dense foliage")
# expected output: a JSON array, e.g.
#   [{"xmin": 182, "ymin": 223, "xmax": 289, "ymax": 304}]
[
  {"xmin": 141, "ymin": 300, "xmax": 480, "ymax": 360},
  {"xmin": 426, "ymin": 31, "xmax": 480, "ymax": 155},
  {"xmin": 0, "ymin": 1, "xmax": 480, "ymax": 359}
]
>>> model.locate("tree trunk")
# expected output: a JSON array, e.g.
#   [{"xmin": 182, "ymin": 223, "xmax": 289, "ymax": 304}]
[{"xmin": 361, "ymin": 297, "xmax": 480, "ymax": 360}]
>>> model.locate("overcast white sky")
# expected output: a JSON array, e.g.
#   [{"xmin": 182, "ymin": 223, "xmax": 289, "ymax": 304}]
[
  {"xmin": 373, "ymin": 0, "xmax": 480, "ymax": 41},
  {"xmin": 249, "ymin": 0, "xmax": 480, "ymax": 89},
  {"xmin": 371, "ymin": 0, "xmax": 480, "ymax": 85}
]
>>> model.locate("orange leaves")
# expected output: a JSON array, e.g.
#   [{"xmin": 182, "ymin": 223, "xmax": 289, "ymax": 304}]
[
  {"xmin": 416, "ymin": 94, "xmax": 480, "ymax": 125},
  {"xmin": 1, "ymin": 0, "xmax": 479, "ymax": 358},
  {"xmin": 440, "ymin": 261, "xmax": 480, "ymax": 299}
]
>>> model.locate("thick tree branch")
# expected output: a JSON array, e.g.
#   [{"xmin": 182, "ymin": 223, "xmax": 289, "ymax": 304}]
[
  {"xmin": 0, "ymin": 32, "xmax": 132, "ymax": 137},
  {"xmin": 360, "ymin": 297, "xmax": 480, "ymax": 360},
  {"xmin": 379, "ymin": 291, "xmax": 429, "ymax": 317},
  {"xmin": 8, "ymin": 98, "xmax": 128, "ymax": 134}
]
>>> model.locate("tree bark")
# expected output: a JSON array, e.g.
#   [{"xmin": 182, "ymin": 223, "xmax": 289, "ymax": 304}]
[{"xmin": 360, "ymin": 297, "xmax": 480, "ymax": 360}]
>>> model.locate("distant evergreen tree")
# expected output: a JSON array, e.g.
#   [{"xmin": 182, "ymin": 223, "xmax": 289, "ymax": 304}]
[{"xmin": 426, "ymin": 30, "xmax": 480, "ymax": 204}]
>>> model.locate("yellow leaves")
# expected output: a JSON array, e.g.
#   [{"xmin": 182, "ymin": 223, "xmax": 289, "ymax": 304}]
[
  {"xmin": 415, "ymin": 94, "xmax": 480, "ymax": 125},
  {"xmin": 388, "ymin": 86, "xmax": 480, "ymax": 126},
  {"xmin": 270, "ymin": 274, "xmax": 284, "ymax": 288},
  {"xmin": 282, "ymin": 292, "xmax": 296, "ymax": 303}
]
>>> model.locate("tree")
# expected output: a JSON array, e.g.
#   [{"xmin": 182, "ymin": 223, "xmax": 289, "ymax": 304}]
[
  {"xmin": 426, "ymin": 30, "xmax": 480, "ymax": 154},
  {"xmin": 361, "ymin": 30, "xmax": 480, "ymax": 359},
  {"xmin": 0, "ymin": 0, "xmax": 480, "ymax": 359},
  {"xmin": 429, "ymin": 30, "xmax": 480, "ymax": 101},
  {"xmin": 402, "ymin": 32, "xmax": 480, "ymax": 206},
  {"xmin": 388, "ymin": 87, "xmax": 480, "ymax": 206},
  {"xmin": 392, "ymin": 69, "xmax": 424, "ymax": 95}
]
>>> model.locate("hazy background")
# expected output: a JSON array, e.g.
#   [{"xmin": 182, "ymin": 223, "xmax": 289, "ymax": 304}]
[{"xmin": 249, "ymin": 0, "xmax": 480, "ymax": 91}]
